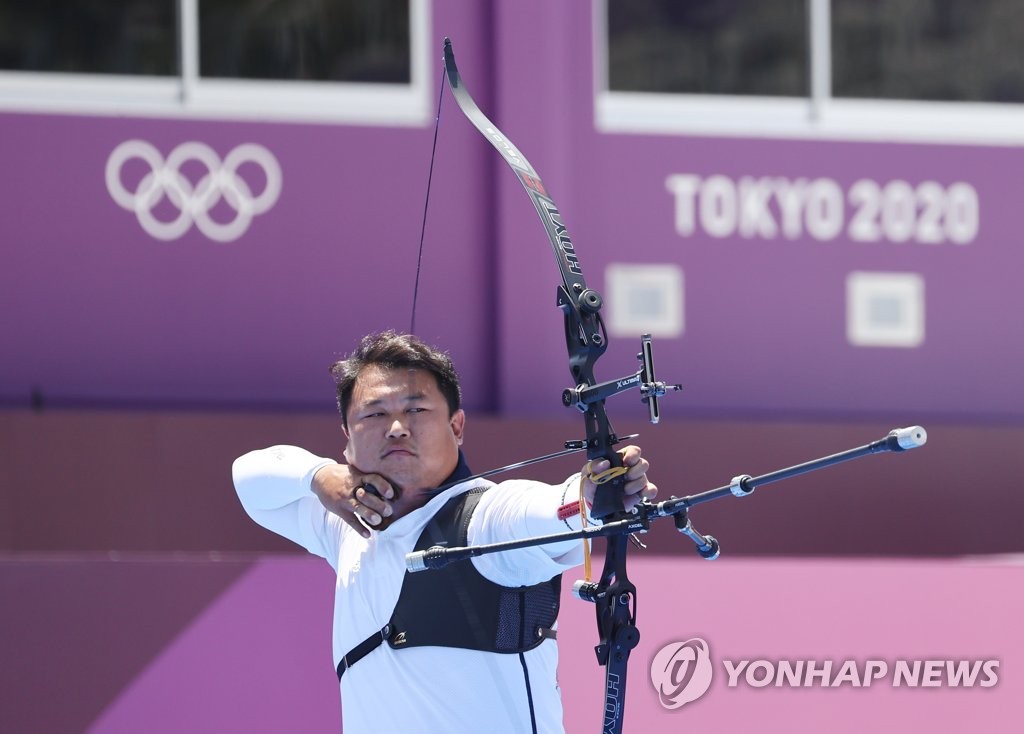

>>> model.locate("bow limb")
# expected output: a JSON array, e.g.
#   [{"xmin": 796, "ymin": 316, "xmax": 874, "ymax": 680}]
[
  {"xmin": 441, "ymin": 38, "xmax": 628, "ymax": 515},
  {"xmin": 442, "ymin": 38, "xmax": 637, "ymax": 734}
]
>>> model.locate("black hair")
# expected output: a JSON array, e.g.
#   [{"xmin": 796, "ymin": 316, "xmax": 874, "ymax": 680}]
[{"xmin": 330, "ymin": 331, "xmax": 462, "ymax": 429}]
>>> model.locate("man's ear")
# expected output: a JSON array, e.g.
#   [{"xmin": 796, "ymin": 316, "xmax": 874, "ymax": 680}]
[
  {"xmin": 341, "ymin": 424, "xmax": 352, "ymax": 462},
  {"xmin": 450, "ymin": 409, "xmax": 466, "ymax": 446}
]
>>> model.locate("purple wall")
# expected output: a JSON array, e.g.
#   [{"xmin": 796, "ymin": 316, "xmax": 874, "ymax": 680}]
[
  {"xmin": 1, "ymin": 0, "xmax": 1021, "ymax": 424},
  {"xmin": 0, "ymin": 3, "xmax": 495, "ymax": 412},
  {"xmin": 489, "ymin": 2, "xmax": 1023, "ymax": 422}
]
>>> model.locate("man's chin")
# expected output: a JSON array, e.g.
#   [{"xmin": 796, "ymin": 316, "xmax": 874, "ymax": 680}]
[{"xmin": 372, "ymin": 457, "xmax": 454, "ymax": 495}]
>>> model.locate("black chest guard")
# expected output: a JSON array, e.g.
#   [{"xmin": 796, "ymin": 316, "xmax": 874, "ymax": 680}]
[{"xmin": 337, "ymin": 487, "xmax": 561, "ymax": 680}]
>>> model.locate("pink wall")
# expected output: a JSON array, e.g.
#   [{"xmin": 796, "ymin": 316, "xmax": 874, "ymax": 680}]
[{"xmin": 2, "ymin": 555, "xmax": 1016, "ymax": 733}]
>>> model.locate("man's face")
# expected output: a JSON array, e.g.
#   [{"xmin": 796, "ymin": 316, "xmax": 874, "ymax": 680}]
[{"xmin": 342, "ymin": 365, "xmax": 465, "ymax": 493}]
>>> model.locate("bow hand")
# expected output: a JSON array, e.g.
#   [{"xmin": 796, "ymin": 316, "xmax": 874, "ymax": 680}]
[{"xmin": 584, "ymin": 446, "xmax": 657, "ymax": 513}]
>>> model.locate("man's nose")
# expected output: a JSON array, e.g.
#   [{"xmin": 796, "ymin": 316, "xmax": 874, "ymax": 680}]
[{"xmin": 387, "ymin": 418, "xmax": 410, "ymax": 438}]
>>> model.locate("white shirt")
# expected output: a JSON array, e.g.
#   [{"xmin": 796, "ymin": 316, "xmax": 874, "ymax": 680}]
[{"xmin": 232, "ymin": 445, "xmax": 593, "ymax": 734}]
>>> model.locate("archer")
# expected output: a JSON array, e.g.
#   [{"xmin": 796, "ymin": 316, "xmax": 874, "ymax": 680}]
[{"xmin": 232, "ymin": 331, "xmax": 656, "ymax": 734}]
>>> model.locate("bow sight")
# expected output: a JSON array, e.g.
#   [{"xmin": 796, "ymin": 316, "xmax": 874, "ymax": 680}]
[{"xmin": 561, "ymin": 333, "xmax": 682, "ymax": 424}]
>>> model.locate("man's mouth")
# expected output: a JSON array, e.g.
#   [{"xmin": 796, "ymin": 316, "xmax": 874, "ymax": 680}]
[{"xmin": 382, "ymin": 447, "xmax": 415, "ymax": 458}]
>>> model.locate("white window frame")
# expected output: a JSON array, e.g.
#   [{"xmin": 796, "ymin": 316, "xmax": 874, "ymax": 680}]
[
  {"xmin": 594, "ymin": 0, "xmax": 1024, "ymax": 146},
  {"xmin": 0, "ymin": 0, "xmax": 432, "ymax": 126}
]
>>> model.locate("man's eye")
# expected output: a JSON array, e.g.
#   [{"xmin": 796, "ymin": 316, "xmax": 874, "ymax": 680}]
[{"xmin": 407, "ymin": 407, "xmax": 426, "ymax": 413}]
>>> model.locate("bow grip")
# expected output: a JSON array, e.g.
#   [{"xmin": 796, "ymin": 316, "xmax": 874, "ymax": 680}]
[{"xmin": 589, "ymin": 449, "xmax": 628, "ymax": 520}]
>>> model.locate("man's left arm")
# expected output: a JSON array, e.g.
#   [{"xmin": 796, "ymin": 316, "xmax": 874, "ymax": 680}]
[{"xmin": 469, "ymin": 446, "xmax": 656, "ymax": 587}]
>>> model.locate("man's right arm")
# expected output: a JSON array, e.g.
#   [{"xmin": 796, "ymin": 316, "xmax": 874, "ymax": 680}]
[
  {"xmin": 232, "ymin": 445, "xmax": 340, "ymax": 557},
  {"xmin": 233, "ymin": 445, "xmax": 396, "ymax": 548}
]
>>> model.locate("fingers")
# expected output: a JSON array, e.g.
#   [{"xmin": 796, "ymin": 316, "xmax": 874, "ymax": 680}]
[
  {"xmin": 642, "ymin": 480, "xmax": 658, "ymax": 502},
  {"xmin": 350, "ymin": 475, "xmax": 395, "ymax": 528},
  {"xmin": 359, "ymin": 476, "xmax": 396, "ymax": 501},
  {"xmin": 353, "ymin": 485, "xmax": 392, "ymax": 520},
  {"xmin": 312, "ymin": 465, "xmax": 396, "ymax": 537},
  {"xmin": 341, "ymin": 491, "xmax": 389, "ymax": 538},
  {"xmin": 626, "ymin": 480, "xmax": 657, "ymax": 508}
]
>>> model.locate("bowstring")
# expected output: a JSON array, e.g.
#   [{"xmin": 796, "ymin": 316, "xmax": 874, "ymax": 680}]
[
  {"xmin": 401, "ymin": 47, "xmax": 575, "ymax": 726},
  {"xmin": 410, "ymin": 66, "xmax": 448, "ymax": 336}
]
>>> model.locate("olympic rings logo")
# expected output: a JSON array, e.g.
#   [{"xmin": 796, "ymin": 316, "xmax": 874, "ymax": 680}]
[{"xmin": 105, "ymin": 140, "xmax": 282, "ymax": 242}]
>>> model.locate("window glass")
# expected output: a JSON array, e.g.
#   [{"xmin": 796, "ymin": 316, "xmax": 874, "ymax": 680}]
[
  {"xmin": 199, "ymin": 0, "xmax": 411, "ymax": 83},
  {"xmin": 606, "ymin": 0, "xmax": 808, "ymax": 96},
  {"xmin": 832, "ymin": 0, "xmax": 1024, "ymax": 102},
  {"xmin": 0, "ymin": 0, "xmax": 177, "ymax": 75}
]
